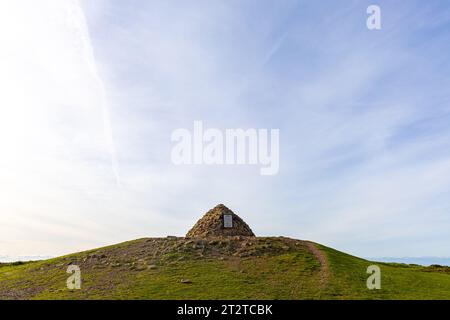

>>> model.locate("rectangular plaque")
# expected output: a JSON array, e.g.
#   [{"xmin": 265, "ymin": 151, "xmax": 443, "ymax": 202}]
[{"xmin": 223, "ymin": 214, "xmax": 233, "ymax": 228}]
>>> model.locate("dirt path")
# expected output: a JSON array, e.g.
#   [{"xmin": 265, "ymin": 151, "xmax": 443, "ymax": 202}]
[{"xmin": 304, "ymin": 241, "xmax": 329, "ymax": 287}]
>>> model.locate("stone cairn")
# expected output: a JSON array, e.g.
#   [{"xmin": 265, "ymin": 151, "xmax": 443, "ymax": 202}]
[{"xmin": 186, "ymin": 204, "xmax": 255, "ymax": 238}]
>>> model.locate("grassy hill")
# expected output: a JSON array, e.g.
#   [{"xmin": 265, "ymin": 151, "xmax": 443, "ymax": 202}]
[{"xmin": 1, "ymin": 236, "xmax": 449, "ymax": 299}]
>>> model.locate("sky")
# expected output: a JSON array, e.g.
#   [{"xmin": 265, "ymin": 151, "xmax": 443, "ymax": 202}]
[{"xmin": 1, "ymin": 0, "xmax": 450, "ymax": 259}]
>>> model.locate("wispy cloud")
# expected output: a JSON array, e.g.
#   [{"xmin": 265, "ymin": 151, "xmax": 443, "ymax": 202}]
[{"xmin": 1, "ymin": 0, "xmax": 450, "ymax": 258}]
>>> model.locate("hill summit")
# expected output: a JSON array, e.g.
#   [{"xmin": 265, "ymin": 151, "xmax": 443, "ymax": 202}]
[
  {"xmin": 186, "ymin": 204, "xmax": 255, "ymax": 238},
  {"xmin": 2, "ymin": 203, "xmax": 450, "ymax": 299}
]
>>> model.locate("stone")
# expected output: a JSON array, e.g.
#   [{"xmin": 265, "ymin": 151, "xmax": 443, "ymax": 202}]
[
  {"xmin": 180, "ymin": 279, "xmax": 192, "ymax": 284},
  {"xmin": 186, "ymin": 204, "xmax": 255, "ymax": 238},
  {"xmin": 135, "ymin": 265, "xmax": 147, "ymax": 271}
]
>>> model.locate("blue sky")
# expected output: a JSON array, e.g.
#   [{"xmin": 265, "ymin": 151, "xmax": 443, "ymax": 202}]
[{"xmin": 1, "ymin": 0, "xmax": 450, "ymax": 258}]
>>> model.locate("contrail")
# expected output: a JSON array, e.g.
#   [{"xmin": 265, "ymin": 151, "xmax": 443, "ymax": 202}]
[
  {"xmin": 67, "ymin": 0, "xmax": 121, "ymax": 186},
  {"xmin": 262, "ymin": 32, "xmax": 288, "ymax": 67}
]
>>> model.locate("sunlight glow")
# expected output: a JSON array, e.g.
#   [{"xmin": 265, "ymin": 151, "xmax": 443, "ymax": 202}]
[{"xmin": 0, "ymin": 0, "xmax": 120, "ymax": 255}]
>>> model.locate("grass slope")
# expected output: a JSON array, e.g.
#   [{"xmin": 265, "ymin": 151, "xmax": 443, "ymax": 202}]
[{"xmin": 0, "ymin": 237, "xmax": 449, "ymax": 300}]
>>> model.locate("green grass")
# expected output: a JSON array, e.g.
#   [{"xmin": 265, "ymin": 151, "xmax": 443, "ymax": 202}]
[
  {"xmin": 318, "ymin": 244, "xmax": 450, "ymax": 299},
  {"xmin": 1, "ymin": 238, "xmax": 449, "ymax": 300}
]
